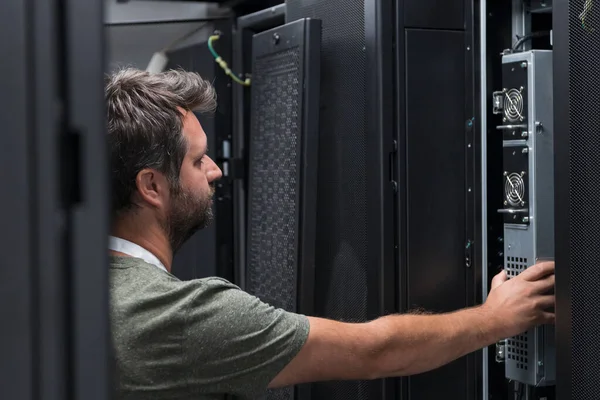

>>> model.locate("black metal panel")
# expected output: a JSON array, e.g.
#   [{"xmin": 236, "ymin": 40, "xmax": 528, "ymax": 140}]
[
  {"xmin": 0, "ymin": 0, "xmax": 35, "ymax": 398},
  {"xmin": 555, "ymin": 0, "xmax": 600, "ymax": 399},
  {"xmin": 287, "ymin": 0, "xmax": 397, "ymax": 399},
  {"xmin": 404, "ymin": 28, "xmax": 468, "ymax": 400},
  {"xmin": 404, "ymin": 0, "xmax": 465, "ymax": 30},
  {"xmin": 245, "ymin": 18, "xmax": 321, "ymax": 400},
  {"xmin": 233, "ymin": 4, "xmax": 286, "ymax": 290},
  {"xmin": 66, "ymin": 0, "xmax": 112, "ymax": 398},
  {"xmin": 553, "ymin": 1, "xmax": 571, "ymax": 400},
  {"xmin": 285, "ymin": 0, "xmax": 397, "ymax": 398},
  {"xmin": 1, "ymin": 1, "xmax": 110, "ymax": 400},
  {"xmin": 238, "ymin": 4, "xmax": 286, "ymax": 31}
]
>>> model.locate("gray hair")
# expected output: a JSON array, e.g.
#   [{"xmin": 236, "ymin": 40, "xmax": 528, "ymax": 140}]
[{"xmin": 105, "ymin": 67, "xmax": 216, "ymax": 217}]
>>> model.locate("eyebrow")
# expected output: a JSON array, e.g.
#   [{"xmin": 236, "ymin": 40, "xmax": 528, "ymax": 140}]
[{"xmin": 195, "ymin": 147, "xmax": 208, "ymax": 160}]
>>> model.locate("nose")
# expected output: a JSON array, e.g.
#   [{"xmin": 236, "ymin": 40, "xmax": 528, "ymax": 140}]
[{"xmin": 206, "ymin": 156, "xmax": 223, "ymax": 182}]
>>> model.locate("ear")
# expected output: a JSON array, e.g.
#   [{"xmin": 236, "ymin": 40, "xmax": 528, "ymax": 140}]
[{"xmin": 135, "ymin": 168, "xmax": 169, "ymax": 209}]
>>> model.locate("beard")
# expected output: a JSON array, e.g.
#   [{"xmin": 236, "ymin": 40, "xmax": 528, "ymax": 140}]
[{"xmin": 163, "ymin": 183, "xmax": 215, "ymax": 253}]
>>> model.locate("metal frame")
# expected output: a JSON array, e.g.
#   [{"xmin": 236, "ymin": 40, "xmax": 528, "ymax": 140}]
[
  {"xmin": 0, "ymin": 0, "xmax": 110, "ymax": 399},
  {"xmin": 479, "ymin": 1, "xmax": 515, "ymax": 398},
  {"xmin": 553, "ymin": 0, "xmax": 571, "ymax": 399},
  {"xmin": 366, "ymin": 0, "xmax": 397, "ymax": 399},
  {"xmin": 465, "ymin": 1, "xmax": 482, "ymax": 398},
  {"xmin": 394, "ymin": 1, "xmax": 408, "ymax": 396},
  {"xmin": 232, "ymin": 3, "xmax": 286, "ymax": 289},
  {"xmin": 478, "ymin": 0, "xmax": 489, "ymax": 398}
]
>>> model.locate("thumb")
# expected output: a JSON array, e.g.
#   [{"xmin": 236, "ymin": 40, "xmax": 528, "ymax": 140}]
[{"xmin": 490, "ymin": 270, "xmax": 508, "ymax": 290}]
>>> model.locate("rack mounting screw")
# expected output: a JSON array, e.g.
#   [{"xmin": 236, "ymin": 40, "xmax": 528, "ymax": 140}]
[{"xmin": 521, "ymin": 62, "xmax": 527, "ymax": 68}]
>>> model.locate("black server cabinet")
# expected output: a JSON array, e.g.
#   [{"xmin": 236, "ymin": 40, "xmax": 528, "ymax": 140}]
[
  {"xmin": 232, "ymin": 4, "xmax": 287, "ymax": 289},
  {"xmin": 0, "ymin": 0, "xmax": 110, "ymax": 400},
  {"xmin": 396, "ymin": 0, "xmax": 480, "ymax": 399},
  {"xmin": 243, "ymin": 17, "xmax": 321, "ymax": 400},
  {"xmin": 286, "ymin": 0, "xmax": 397, "ymax": 399},
  {"xmin": 554, "ymin": 0, "xmax": 600, "ymax": 399}
]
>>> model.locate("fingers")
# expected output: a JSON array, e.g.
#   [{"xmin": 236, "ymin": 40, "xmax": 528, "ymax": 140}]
[
  {"xmin": 534, "ymin": 295, "xmax": 555, "ymax": 310},
  {"xmin": 540, "ymin": 311, "xmax": 555, "ymax": 325},
  {"xmin": 519, "ymin": 261, "xmax": 555, "ymax": 281},
  {"xmin": 530, "ymin": 273, "xmax": 555, "ymax": 294},
  {"xmin": 490, "ymin": 270, "xmax": 508, "ymax": 290}
]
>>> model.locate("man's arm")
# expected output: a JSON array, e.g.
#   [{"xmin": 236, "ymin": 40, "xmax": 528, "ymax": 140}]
[{"xmin": 269, "ymin": 261, "xmax": 555, "ymax": 387}]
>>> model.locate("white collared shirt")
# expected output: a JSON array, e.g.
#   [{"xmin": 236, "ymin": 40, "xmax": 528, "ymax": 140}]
[{"xmin": 108, "ymin": 235, "xmax": 168, "ymax": 273}]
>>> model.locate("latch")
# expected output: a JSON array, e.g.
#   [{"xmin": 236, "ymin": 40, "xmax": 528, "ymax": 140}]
[
  {"xmin": 492, "ymin": 91, "xmax": 505, "ymax": 114},
  {"xmin": 495, "ymin": 339, "xmax": 506, "ymax": 363}
]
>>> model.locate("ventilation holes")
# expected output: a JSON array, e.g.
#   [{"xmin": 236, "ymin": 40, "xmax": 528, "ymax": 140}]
[
  {"xmin": 506, "ymin": 256, "xmax": 529, "ymax": 278},
  {"xmin": 507, "ymin": 333, "xmax": 530, "ymax": 370}
]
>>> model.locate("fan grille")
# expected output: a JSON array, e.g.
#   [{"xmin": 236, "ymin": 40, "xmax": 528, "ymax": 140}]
[
  {"xmin": 504, "ymin": 88, "xmax": 524, "ymax": 122},
  {"xmin": 505, "ymin": 172, "xmax": 525, "ymax": 207}
]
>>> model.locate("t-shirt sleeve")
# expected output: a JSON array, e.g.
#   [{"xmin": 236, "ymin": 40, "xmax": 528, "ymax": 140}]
[{"xmin": 183, "ymin": 277, "xmax": 310, "ymax": 399}]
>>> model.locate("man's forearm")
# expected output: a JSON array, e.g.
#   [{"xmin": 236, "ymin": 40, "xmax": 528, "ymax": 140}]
[{"xmin": 367, "ymin": 305, "xmax": 501, "ymax": 378}]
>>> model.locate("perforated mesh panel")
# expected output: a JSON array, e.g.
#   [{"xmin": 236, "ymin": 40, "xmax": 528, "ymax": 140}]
[
  {"xmin": 246, "ymin": 46, "xmax": 302, "ymax": 400},
  {"xmin": 507, "ymin": 334, "xmax": 529, "ymax": 371},
  {"xmin": 286, "ymin": 1, "xmax": 373, "ymax": 399},
  {"xmin": 568, "ymin": 1, "xmax": 600, "ymax": 398},
  {"xmin": 247, "ymin": 47, "xmax": 301, "ymax": 313},
  {"xmin": 505, "ymin": 256, "xmax": 530, "ymax": 372}
]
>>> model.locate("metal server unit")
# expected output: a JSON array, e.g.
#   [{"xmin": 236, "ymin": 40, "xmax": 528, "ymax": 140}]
[{"xmin": 494, "ymin": 50, "xmax": 555, "ymax": 387}]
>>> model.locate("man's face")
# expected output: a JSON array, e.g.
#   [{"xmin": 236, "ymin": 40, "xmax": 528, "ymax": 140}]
[{"xmin": 164, "ymin": 110, "xmax": 222, "ymax": 252}]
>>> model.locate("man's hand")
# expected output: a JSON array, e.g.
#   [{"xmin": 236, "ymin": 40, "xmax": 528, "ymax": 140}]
[
  {"xmin": 269, "ymin": 261, "xmax": 556, "ymax": 388},
  {"xmin": 482, "ymin": 261, "xmax": 555, "ymax": 339}
]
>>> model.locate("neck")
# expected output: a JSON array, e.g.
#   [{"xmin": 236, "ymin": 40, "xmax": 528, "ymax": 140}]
[{"xmin": 110, "ymin": 215, "xmax": 173, "ymax": 272}]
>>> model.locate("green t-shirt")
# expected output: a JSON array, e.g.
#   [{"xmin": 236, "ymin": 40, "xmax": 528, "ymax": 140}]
[{"xmin": 109, "ymin": 255, "xmax": 310, "ymax": 399}]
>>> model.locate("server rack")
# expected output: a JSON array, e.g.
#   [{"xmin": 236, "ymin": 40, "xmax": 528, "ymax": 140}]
[
  {"xmin": 0, "ymin": 1, "xmax": 111, "ymax": 400},
  {"xmin": 232, "ymin": 4, "xmax": 287, "ymax": 289},
  {"xmin": 284, "ymin": 0, "xmax": 394, "ymax": 399},
  {"xmin": 554, "ymin": 0, "xmax": 600, "ymax": 399},
  {"xmin": 244, "ymin": 17, "xmax": 321, "ymax": 400},
  {"xmin": 395, "ymin": 0, "xmax": 482, "ymax": 399},
  {"xmin": 481, "ymin": 1, "xmax": 556, "ymax": 399}
]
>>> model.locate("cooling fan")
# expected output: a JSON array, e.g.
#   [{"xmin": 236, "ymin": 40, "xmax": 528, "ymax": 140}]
[
  {"xmin": 504, "ymin": 171, "xmax": 526, "ymax": 207},
  {"xmin": 503, "ymin": 88, "xmax": 524, "ymax": 122}
]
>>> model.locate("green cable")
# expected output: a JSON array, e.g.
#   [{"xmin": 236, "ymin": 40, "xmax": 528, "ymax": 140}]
[{"xmin": 208, "ymin": 35, "xmax": 251, "ymax": 86}]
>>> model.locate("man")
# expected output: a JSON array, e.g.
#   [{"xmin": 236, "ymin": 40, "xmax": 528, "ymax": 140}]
[{"xmin": 106, "ymin": 68, "xmax": 555, "ymax": 400}]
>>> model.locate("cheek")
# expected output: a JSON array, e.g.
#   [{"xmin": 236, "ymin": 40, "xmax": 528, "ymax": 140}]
[{"xmin": 180, "ymin": 164, "xmax": 209, "ymax": 191}]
